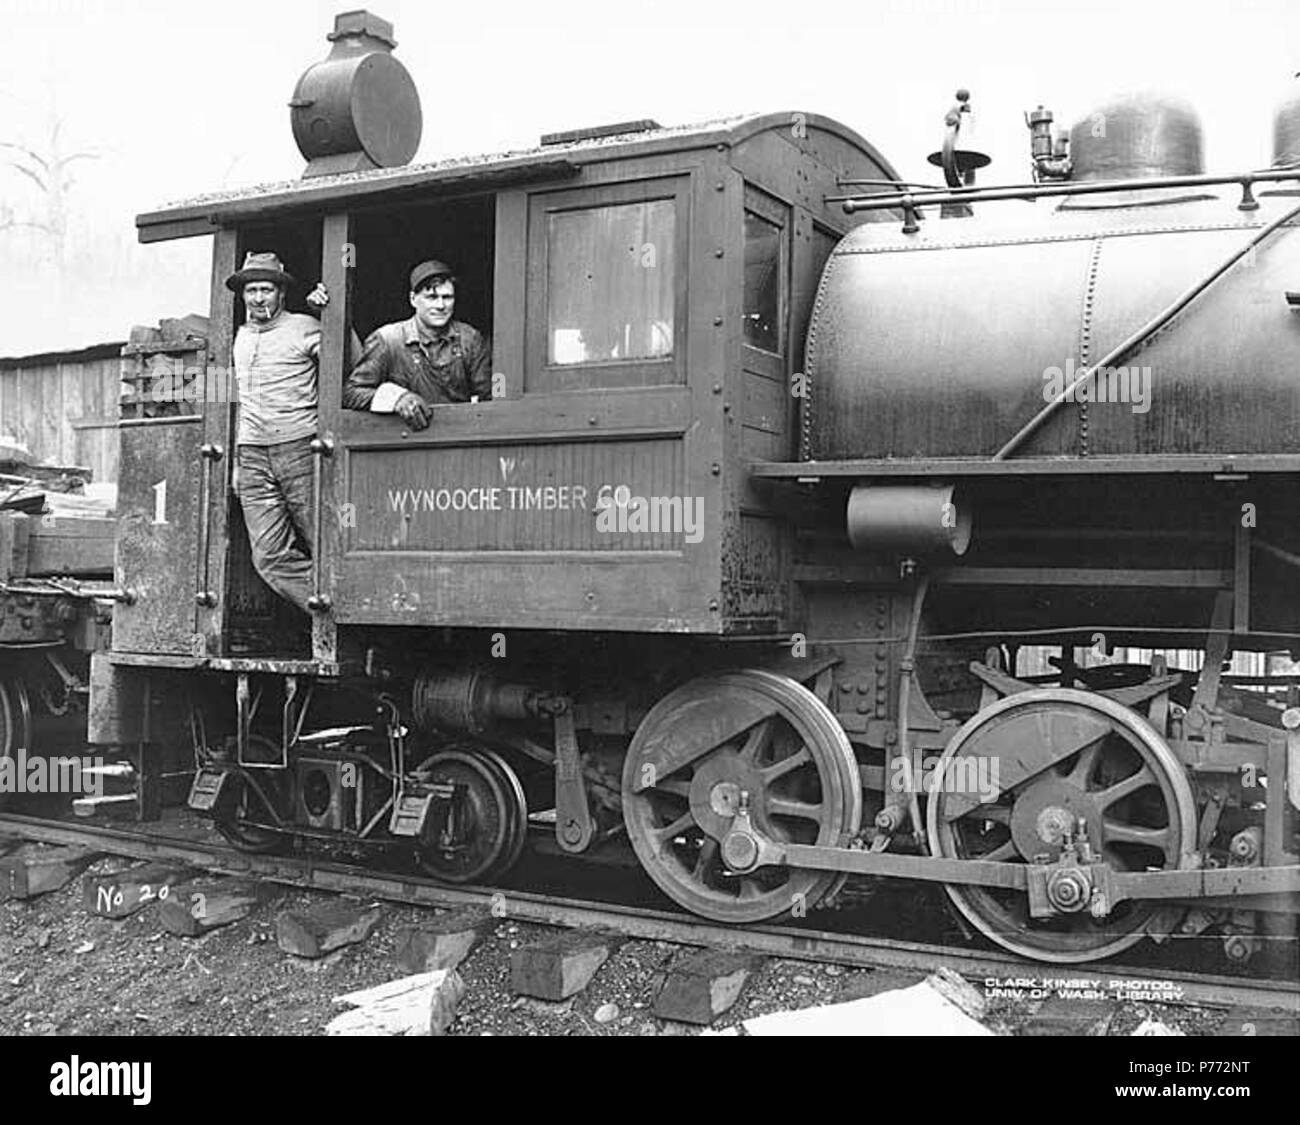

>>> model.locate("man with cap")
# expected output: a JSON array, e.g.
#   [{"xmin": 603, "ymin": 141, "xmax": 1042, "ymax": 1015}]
[
  {"xmin": 343, "ymin": 260, "xmax": 492, "ymax": 428},
  {"xmin": 227, "ymin": 251, "xmax": 329, "ymax": 615}
]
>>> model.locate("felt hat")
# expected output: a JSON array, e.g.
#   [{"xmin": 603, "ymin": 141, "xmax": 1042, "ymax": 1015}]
[{"xmin": 225, "ymin": 251, "xmax": 295, "ymax": 292}]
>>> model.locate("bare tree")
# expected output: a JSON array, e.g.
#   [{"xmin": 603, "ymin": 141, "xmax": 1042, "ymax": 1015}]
[{"xmin": 0, "ymin": 112, "xmax": 100, "ymax": 263}]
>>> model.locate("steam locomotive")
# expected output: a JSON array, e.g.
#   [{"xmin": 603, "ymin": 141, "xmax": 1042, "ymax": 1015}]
[{"xmin": 75, "ymin": 11, "xmax": 1300, "ymax": 966}]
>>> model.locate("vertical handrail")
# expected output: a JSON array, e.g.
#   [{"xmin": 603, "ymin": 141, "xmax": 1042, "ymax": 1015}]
[
  {"xmin": 194, "ymin": 442, "xmax": 223, "ymax": 608},
  {"xmin": 307, "ymin": 436, "xmax": 334, "ymax": 611}
]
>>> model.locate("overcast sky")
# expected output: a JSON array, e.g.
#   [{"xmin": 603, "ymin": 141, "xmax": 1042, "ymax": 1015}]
[{"xmin": 2, "ymin": 0, "xmax": 1299, "ymax": 354}]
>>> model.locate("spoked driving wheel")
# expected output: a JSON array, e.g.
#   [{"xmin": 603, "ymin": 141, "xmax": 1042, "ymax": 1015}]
[
  {"xmin": 415, "ymin": 748, "xmax": 527, "ymax": 884},
  {"xmin": 0, "ymin": 677, "xmax": 34, "ymax": 810},
  {"xmin": 623, "ymin": 669, "xmax": 861, "ymax": 924},
  {"xmin": 926, "ymin": 687, "xmax": 1196, "ymax": 963}
]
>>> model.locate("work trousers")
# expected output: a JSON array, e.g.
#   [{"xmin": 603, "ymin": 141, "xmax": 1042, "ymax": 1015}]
[{"xmin": 235, "ymin": 436, "xmax": 315, "ymax": 614}]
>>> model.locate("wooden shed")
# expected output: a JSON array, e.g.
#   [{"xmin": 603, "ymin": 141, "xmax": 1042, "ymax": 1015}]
[{"xmin": 0, "ymin": 341, "xmax": 123, "ymax": 485}]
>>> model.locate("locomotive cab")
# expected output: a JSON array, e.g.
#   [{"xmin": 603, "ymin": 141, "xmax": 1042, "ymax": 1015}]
[{"xmin": 114, "ymin": 108, "xmax": 897, "ymax": 669}]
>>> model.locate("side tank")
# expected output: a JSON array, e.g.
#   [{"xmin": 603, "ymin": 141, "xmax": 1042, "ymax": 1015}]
[{"xmin": 806, "ymin": 95, "xmax": 1300, "ymax": 460}]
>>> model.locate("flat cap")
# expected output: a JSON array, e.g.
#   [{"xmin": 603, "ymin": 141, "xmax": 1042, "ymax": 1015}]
[{"xmin": 409, "ymin": 259, "xmax": 454, "ymax": 293}]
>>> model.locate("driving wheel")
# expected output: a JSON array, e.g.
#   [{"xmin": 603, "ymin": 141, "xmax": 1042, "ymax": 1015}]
[
  {"xmin": 623, "ymin": 669, "xmax": 861, "ymax": 923},
  {"xmin": 926, "ymin": 687, "xmax": 1196, "ymax": 963}
]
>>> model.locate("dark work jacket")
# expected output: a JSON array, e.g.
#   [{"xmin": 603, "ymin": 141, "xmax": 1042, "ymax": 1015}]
[{"xmin": 343, "ymin": 316, "xmax": 492, "ymax": 410}]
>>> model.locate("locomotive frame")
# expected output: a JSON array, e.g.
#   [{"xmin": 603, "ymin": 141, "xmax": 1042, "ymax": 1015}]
[{"xmin": 78, "ymin": 88, "xmax": 1300, "ymax": 968}]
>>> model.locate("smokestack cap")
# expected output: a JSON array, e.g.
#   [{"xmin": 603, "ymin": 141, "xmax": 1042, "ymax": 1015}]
[{"xmin": 328, "ymin": 10, "xmax": 396, "ymax": 46}]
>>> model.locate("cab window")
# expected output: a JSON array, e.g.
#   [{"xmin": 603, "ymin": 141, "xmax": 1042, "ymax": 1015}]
[
  {"xmin": 743, "ymin": 210, "xmax": 783, "ymax": 353},
  {"xmin": 547, "ymin": 200, "xmax": 675, "ymax": 366},
  {"xmin": 742, "ymin": 187, "xmax": 788, "ymax": 356},
  {"xmin": 526, "ymin": 178, "xmax": 687, "ymax": 391}
]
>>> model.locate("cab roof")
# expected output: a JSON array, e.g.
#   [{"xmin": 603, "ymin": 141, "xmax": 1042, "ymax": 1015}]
[{"xmin": 136, "ymin": 112, "xmax": 896, "ymax": 243}]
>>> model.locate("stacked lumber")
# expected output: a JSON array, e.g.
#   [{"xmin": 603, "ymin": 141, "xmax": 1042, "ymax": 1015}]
[
  {"xmin": 0, "ymin": 508, "xmax": 115, "ymax": 580},
  {"xmin": 0, "ymin": 439, "xmax": 116, "ymax": 579},
  {"xmin": 0, "ymin": 436, "xmax": 92, "ymax": 495},
  {"xmin": 26, "ymin": 514, "xmax": 116, "ymax": 577},
  {"xmin": 127, "ymin": 314, "xmax": 209, "ymax": 348}
]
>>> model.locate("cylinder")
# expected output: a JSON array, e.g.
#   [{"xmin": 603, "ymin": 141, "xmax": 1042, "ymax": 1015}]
[
  {"xmin": 412, "ymin": 669, "xmax": 539, "ymax": 734},
  {"xmin": 846, "ymin": 484, "xmax": 971, "ymax": 556}
]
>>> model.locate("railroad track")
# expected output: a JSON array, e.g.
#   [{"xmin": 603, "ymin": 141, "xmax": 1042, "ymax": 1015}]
[{"xmin": 2, "ymin": 811, "xmax": 1296, "ymax": 1016}]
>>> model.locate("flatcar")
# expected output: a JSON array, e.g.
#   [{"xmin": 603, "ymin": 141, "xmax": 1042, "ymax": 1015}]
[{"xmin": 80, "ymin": 11, "xmax": 1300, "ymax": 966}]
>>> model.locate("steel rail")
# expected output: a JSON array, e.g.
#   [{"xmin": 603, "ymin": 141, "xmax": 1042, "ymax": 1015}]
[{"xmin": 1, "ymin": 812, "xmax": 1295, "ymax": 1015}]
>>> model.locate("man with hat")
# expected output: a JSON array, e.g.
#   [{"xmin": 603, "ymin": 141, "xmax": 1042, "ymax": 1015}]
[
  {"xmin": 227, "ymin": 251, "xmax": 329, "ymax": 615},
  {"xmin": 343, "ymin": 259, "xmax": 491, "ymax": 428}
]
